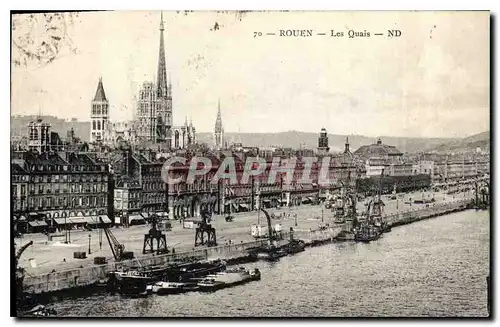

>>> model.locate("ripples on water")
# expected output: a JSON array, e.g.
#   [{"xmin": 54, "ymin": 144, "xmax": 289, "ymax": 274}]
[{"xmin": 53, "ymin": 210, "xmax": 489, "ymax": 317}]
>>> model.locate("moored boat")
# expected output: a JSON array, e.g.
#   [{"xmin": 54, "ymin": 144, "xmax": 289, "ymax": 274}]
[
  {"xmin": 152, "ymin": 281, "xmax": 189, "ymax": 295},
  {"xmin": 197, "ymin": 268, "xmax": 261, "ymax": 292},
  {"xmin": 109, "ymin": 259, "xmax": 226, "ymax": 294},
  {"xmin": 22, "ymin": 305, "xmax": 57, "ymax": 317},
  {"xmin": 355, "ymin": 226, "xmax": 381, "ymax": 243},
  {"xmin": 197, "ymin": 278, "xmax": 226, "ymax": 292},
  {"xmin": 280, "ymin": 239, "xmax": 306, "ymax": 255},
  {"xmin": 111, "ymin": 270, "xmax": 154, "ymax": 295}
]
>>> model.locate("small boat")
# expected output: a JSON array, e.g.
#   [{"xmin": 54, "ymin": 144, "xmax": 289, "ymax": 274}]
[
  {"xmin": 281, "ymin": 239, "xmax": 306, "ymax": 255},
  {"xmin": 247, "ymin": 245, "xmax": 283, "ymax": 261},
  {"xmin": 152, "ymin": 282, "xmax": 189, "ymax": 295},
  {"xmin": 198, "ymin": 268, "xmax": 261, "ymax": 292},
  {"xmin": 216, "ymin": 268, "xmax": 261, "ymax": 286},
  {"xmin": 22, "ymin": 305, "xmax": 57, "ymax": 317},
  {"xmin": 111, "ymin": 270, "xmax": 154, "ymax": 295},
  {"xmin": 197, "ymin": 278, "xmax": 226, "ymax": 292},
  {"xmin": 355, "ymin": 226, "xmax": 381, "ymax": 243}
]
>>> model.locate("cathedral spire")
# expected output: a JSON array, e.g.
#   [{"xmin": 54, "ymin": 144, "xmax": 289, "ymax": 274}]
[
  {"xmin": 93, "ymin": 77, "xmax": 107, "ymax": 102},
  {"xmin": 156, "ymin": 12, "xmax": 167, "ymax": 99},
  {"xmin": 215, "ymin": 98, "xmax": 222, "ymax": 130},
  {"xmin": 215, "ymin": 98, "xmax": 224, "ymax": 149}
]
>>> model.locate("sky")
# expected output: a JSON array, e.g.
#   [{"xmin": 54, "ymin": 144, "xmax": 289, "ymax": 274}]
[{"xmin": 11, "ymin": 11, "xmax": 490, "ymax": 138}]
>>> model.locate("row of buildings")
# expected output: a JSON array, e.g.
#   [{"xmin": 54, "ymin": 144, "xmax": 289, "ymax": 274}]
[
  {"xmin": 12, "ymin": 126, "xmax": 489, "ymax": 232},
  {"xmin": 11, "ymin": 141, "xmax": 359, "ymax": 230}
]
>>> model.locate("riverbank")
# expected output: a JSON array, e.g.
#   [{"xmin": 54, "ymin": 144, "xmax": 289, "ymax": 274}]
[
  {"xmin": 16, "ymin": 189, "xmax": 467, "ymax": 275},
  {"xmin": 20, "ymin": 197, "xmax": 474, "ymax": 303}
]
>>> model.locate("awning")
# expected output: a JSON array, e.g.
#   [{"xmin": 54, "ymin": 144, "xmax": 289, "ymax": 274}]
[
  {"xmin": 69, "ymin": 217, "xmax": 89, "ymax": 224},
  {"xmin": 28, "ymin": 221, "xmax": 47, "ymax": 227},
  {"xmin": 239, "ymin": 204, "xmax": 249, "ymax": 209},
  {"xmin": 89, "ymin": 216, "xmax": 111, "ymax": 224},
  {"xmin": 54, "ymin": 218, "xmax": 69, "ymax": 225},
  {"xmin": 262, "ymin": 199, "xmax": 271, "ymax": 203}
]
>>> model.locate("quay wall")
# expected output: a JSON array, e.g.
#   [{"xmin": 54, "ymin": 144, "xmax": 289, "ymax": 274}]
[
  {"xmin": 385, "ymin": 199, "xmax": 471, "ymax": 228},
  {"xmin": 23, "ymin": 238, "xmax": 273, "ymax": 294},
  {"xmin": 22, "ymin": 199, "xmax": 472, "ymax": 295}
]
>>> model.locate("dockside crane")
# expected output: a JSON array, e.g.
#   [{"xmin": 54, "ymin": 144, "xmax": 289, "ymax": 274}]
[
  {"xmin": 15, "ymin": 240, "xmax": 33, "ymax": 309},
  {"xmin": 143, "ymin": 213, "xmax": 168, "ymax": 254},
  {"xmin": 100, "ymin": 217, "xmax": 132, "ymax": 261},
  {"xmin": 260, "ymin": 208, "xmax": 281, "ymax": 243},
  {"xmin": 15, "ymin": 240, "xmax": 33, "ymax": 268},
  {"xmin": 194, "ymin": 209, "xmax": 217, "ymax": 247}
]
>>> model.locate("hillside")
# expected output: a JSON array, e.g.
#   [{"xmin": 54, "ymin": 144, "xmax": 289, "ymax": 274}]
[
  {"xmin": 11, "ymin": 115, "xmax": 465, "ymax": 153},
  {"xmin": 431, "ymin": 131, "xmax": 490, "ymax": 153},
  {"xmin": 195, "ymin": 131, "xmax": 458, "ymax": 153},
  {"xmin": 11, "ymin": 115, "xmax": 90, "ymax": 141}
]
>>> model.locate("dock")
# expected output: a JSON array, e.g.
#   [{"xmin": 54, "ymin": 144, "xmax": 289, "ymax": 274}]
[{"xmin": 21, "ymin": 198, "xmax": 474, "ymax": 297}]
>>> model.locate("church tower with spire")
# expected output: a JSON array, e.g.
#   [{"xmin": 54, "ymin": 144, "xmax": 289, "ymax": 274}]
[
  {"xmin": 155, "ymin": 12, "xmax": 173, "ymax": 144},
  {"xmin": 135, "ymin": 12, "xmax": 195, "ymax": 150},
  {"xmin": 90, "ymin": 77, "xmax": 109, "ymax": 143},
  {"xmin": 214, "ymin": 99, "xmax": 224, "ymax": 150}
]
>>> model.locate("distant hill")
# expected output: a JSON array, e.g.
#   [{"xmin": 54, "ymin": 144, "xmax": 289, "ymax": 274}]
[
  {"xmin": 11, "ymin": 115, "xmax": 468, "ymax": 153},
  {"xmin": 196, "ymin": 131, "xmax": 458, "ymax": 153},
  {"xmin": 11, "ymin": 115, "xmax": 90, "ymax": 141},
  {"xmin": 431, "ymin": 131, "xmax": 490, "ymax": 153}
]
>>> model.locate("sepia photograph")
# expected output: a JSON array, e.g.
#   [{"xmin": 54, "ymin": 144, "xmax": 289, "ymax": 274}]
[{"xmin": 10, "ymin": 10, "xmax": 490, "ymax": 318}]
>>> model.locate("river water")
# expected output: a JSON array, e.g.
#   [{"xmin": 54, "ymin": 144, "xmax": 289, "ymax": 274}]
[{"xmin": 51, "ymin": 210, "xmax": 490, "ymax": 317}]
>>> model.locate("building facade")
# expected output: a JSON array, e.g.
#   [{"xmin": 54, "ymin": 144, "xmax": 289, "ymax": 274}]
[
  {"xmin": 11, "ymin": 151, "xmax": 112, "ymax": 232},
  {"xmin": 12, "ymin": 163, "xmax": 29, "ymax": 216}
]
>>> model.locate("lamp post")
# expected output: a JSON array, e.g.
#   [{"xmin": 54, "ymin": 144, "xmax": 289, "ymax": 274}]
[
  {"xmin": 64, "ymin": 215, "xmax": 68, "ymax": 244},
  {"xmin": 88, "ymin": 234, "xmax": 91, "ymax": 254}
]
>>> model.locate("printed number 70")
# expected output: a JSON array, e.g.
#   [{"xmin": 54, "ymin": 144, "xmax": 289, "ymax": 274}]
[{"xmin": 254, "ymin": 32, "xmax": 262, "ymax": 37}]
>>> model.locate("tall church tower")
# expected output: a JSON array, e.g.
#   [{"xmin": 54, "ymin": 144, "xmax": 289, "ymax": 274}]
[
  {"xmin": 90, "ymin": 77, "xmax": 109, "ymax": 143},
  {"xmin": 155, "ymin": 12, "xmax": 173, "ymax": 145},
  {"xmin": 317, "ymin": 127, "xmax": 330, "ymax": 155},
  {"xmin": 214, "ymin": 99, "xmax": 224, "ymax": 150}
]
